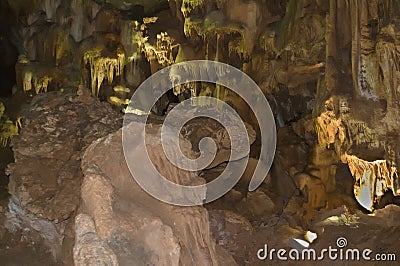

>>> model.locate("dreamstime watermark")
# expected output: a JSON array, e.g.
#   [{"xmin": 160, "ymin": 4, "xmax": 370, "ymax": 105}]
[
  {"xmin": 122, "ymin": 60, "xmax": 277, "ymax": 206},
  {"xmin": 257, "ymin": 237, "xmax": 397, "ymax": 262}
]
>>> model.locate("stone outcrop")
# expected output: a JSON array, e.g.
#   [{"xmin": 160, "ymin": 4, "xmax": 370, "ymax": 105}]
[
  {"xmin": 3, "ymin": 88, "xmax": 236, "ymax": 265},
  {"xmin": 5, "ymin": 88, "xmax": 122, "ymax": 262},
  {"xmin": 75, "ymin": 120, "xmax": 236, "ymax": 265}
]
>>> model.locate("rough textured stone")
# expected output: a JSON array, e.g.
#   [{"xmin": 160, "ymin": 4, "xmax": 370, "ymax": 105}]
[
  {"xmin": 3, "ymin": 0, "xmax": 400, "ymax": 264},
  {"xmin": 75, "ymin": 121, "xmax": 236, "ymax": 265},
  {"xmin": 5, "ymin": 88, "xmax": 122, "ymax": 261}
]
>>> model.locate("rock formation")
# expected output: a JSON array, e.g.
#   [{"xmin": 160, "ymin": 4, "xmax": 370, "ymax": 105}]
[
  {"xmin": 1, "ymin": 0, "xmax": 400, "ymax": 264},
  {"xmin": 5, "ymin": 88, "xmax": 122, "ymax": 263},
  {"xmin": 75, "ymin": 120, "xmax": 236, "ymax": 265}
]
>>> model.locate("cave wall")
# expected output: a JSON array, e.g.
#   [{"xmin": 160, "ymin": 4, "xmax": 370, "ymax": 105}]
[
  {"xmin": 3, "ymin": 0, "xmax": 400, "ymax": 264},
  {"xmin": 5, "ymin": 0, "xmax": 400, "ymax": 228}
]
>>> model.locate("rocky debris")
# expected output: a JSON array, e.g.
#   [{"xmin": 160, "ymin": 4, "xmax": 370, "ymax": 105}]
[
  {"xmin": 5, "ymin": 88, "xmax": 122, "ymax": 262},
  {"xmin": 373, "ymin": 204, "xmax": 400, "ymax": 227},
  {"xmin": 208, "ymin": 197, "xmax": 400, "ymax": 265},
  {"xmin": 75, "ymin": 120, "xmax": 236, "ymax": 265},
  {"xmin": 208, "ymin": 198, "xmax": 307, "ymax": 265},
  {"xmin": 308, "ymin": 205, "xmax": 400, "ymax": 264}
]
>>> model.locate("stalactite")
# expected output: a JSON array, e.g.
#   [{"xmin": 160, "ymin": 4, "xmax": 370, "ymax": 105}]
[
  {"xmin": 33, "ymin": 76, "xmax": 52, "ymax": 94},
  {"xmin": 181, "ymin": 0, "xmax": 205, "ymax": 17},
  {"xmin": 54, "ymin": 31, "xmax": 70, "ymax": 65},
  {"xmin": 83, "ymin": 49, "xmax": 125, "ymax": 97},
  {"xmin": 375, "ymin": 25, "xmax": 400, "ymax": 131},
  {"xmin": 184, "ymin": 17, "xmax": 203, "ymax": 38},
  {"xmin": 0, "ymin": 103, "xmax": 20, "ymax": 147},
  {"xmin": 142, "ymin": 30, "xmax": 176, "ymax": 80},
  {"xmin": 259, "ymin": 30, "xmax": 278, "ymax": 58},
  {"xmin": 122, "ymin": 21, "xmax": 146, "ymax": 61},
  {"xmin": 349, "ymin": 0, "xmax": 380, "ymax": 100},
  {"xmin": 344, "ymin": 154, "xmax": 400, "ymax": 211},
  {"xmin": 70, "ymin": 0, "xmax": 86, "ymax": 42},
  {"xmin": 325, "ymin": 0, "xmax": 338, "ymax": 93},
  {"xmin": 183, "ymin": 13, "xmax": 251, "ymax": 58},
  {"xmin": 23, "ymin": 71, "xmax": 52, "ymax": 94},
  {"xmin": 42, "ymin": 0, "xmax": 61, "ymax": 21},
  {"xmin": 215, "ymin": 34, "xmax": 220, "ymax": 62},
  {"xmin": 205, "ymin": 42, "xmax": 209, "ymax": 60}
]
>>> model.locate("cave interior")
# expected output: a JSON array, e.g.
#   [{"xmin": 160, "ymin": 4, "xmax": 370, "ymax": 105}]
[{"xmin": 0, "ymin": 0, "xmax": 400, "ymax": 265}]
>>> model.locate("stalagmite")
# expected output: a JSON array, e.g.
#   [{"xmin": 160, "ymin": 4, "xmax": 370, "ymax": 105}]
[
  {"xmin": 315, "ymin": 98, "xmax": 345, "ymax": 149},
  {"xmin": 315, "ymin": 97, "xmax": 376, "ymax": 150},
  {"xmin": 23, "ymin": 71, "xmax": 33, "ymax": 92}
]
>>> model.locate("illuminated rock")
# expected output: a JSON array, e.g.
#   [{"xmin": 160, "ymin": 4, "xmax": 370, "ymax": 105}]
[
  {"xmin": 143, "ymin": 31, "xmax": 175, "ymax": 69},
  {"xmin": 315, "ymin": 98, "xmax": 345, "ymax": 149},
  {"xmin": 83, "ymin": 48, "xmax": 125, "ymax": 96},
  {"xmin": 22, "ymin": 71, "xmax": 52, "ymax": 94},
  {"xmin": 344, "ymin": 154, "xmax": 400, "ymax": 211}
]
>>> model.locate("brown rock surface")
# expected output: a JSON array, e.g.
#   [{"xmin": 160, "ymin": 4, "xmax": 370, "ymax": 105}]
[
  {"xmin": 3, "ymin": 0, "xmax": 400, "ymax": 264},
  {"xmin": 5, "ymin": 88, "xmax": 122, "ymax": 262},
  {"xmin": 75, "ymin": 121, "xmax": 236, "ymax": 265}
]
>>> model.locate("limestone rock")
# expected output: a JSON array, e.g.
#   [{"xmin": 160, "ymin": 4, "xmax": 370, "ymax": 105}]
[
  {"xmin": 5, "ymin": 89, "xmax": 122, "ymax": 261},
  {"xmin": 344, "ymin": 154, "xmax": 400, "ymax": 211},
  {"xmin": 176, "ymin": 113, "xmax": 256, "ymax": 169},
  {"xmin": 73, "ymin": 214, "xmax": 118, "ymax": 266},
  {"xmin": 243, "ymin": 190, "xmax": 276, "ymax": 217},
  {"xmin": 75, "ymin": 120, "xmax": 235, "ymax": 265}
]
